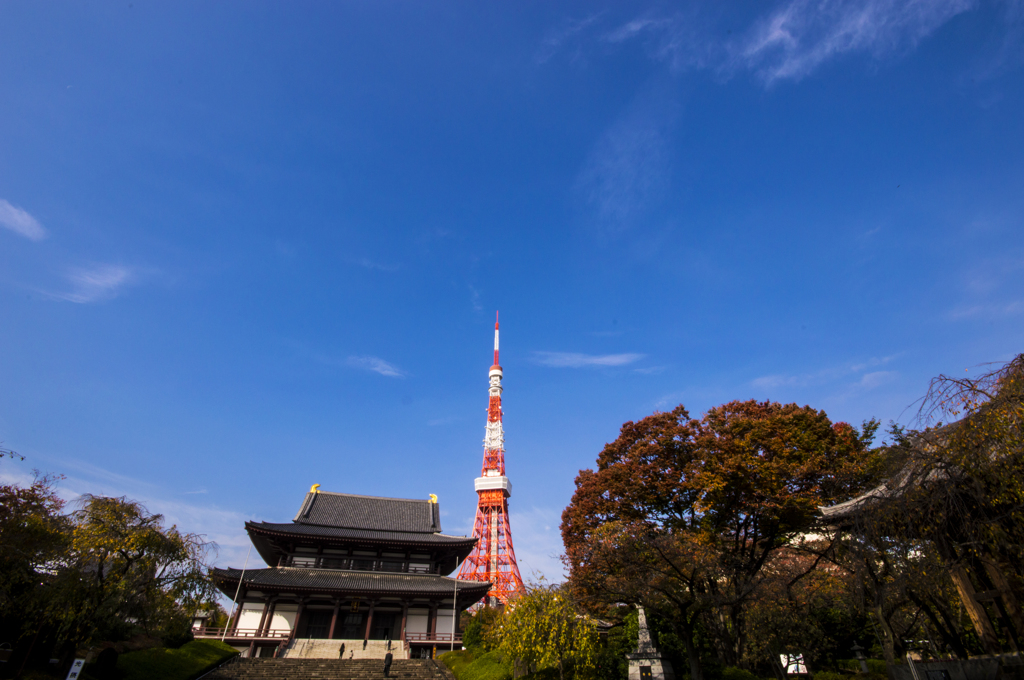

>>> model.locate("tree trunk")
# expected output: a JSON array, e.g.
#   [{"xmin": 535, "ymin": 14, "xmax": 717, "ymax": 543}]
[
  {"xmin": 873, "ymin": 603, "xmax": 897, "ymax": 666},
  {"xmin": 679, "ymin": 621, "xmax": 703, "ymax": 680}
]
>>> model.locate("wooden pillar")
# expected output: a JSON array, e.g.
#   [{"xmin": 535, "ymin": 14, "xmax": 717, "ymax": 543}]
[
  {"xmin": 400, "ymin": 602, "xmax": 409, "ymax": 641},
  {"xmin": 256, "ymin": 600, "xmax": 271, "ymax": 636},
  {"xmin": 230, "ymin": 588, "xmax": 247, "ymax": 631},
  {"xmin": 291, "ymin": 600, "xmax": 306, "ymax": 642},
  {"xmin": 364, "ymin": 600, "xmax": 376, "ymax": 641},
  {"xmin": 328, "ymin": 600, "xmax": 340, "ymax": 640},
  {"xmin": 262, "ymin": 602, "xmax": 277, "ymax": 636},
  {"xmin": 428, "ymin": 603, "xmax": 438, "ymax": 639}
]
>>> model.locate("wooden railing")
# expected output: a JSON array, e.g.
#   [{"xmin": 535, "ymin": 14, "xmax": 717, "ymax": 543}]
[
  {"xmin": 194, "ymin": 627, "xmax": 461, "ymax": 644},
  {"xmin": 403, "ymin": 632, "xmax": 462, "ymax": 643},
  {"xmin": 194, "ymin": 627, "xmax": 291, "ymax": 640},
  {"xmin": 279, "ymin": 556, "xmax": 438, "ymax": 574}
]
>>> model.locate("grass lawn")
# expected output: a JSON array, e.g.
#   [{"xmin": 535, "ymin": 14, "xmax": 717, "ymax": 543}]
[{"xmin": 112, "ymin": 639, "xmax": 238, "ymax": 680}]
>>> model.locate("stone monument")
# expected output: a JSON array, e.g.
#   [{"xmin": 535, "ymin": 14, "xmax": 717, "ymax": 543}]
[{"xmin": 628, "ymin": 607, "xmax": 675, "ymax": 680}]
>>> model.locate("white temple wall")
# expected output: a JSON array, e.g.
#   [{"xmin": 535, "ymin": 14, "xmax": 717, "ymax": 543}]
[
  {"xmin": 436, "ymin": 612, "xmax": 454, "ymax": 635},
  {"xmin": 406, "ymin": 611, "xmax": 429, "ymax": 634},
  {"xmin": 269, "ymin": 604, "xmax": 297, "ymax": 631},
  {"xmin": 237, "ymin": 603, "xmax": 264, "ymax": 630}
]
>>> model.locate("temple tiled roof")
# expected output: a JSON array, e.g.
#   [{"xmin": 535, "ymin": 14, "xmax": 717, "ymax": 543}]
[
  {"xmin": 294, "ymin": 491, "xmax": 442, "ymax": 533},
  {"xmin": 247, "ymin": 521, "xmax": 476, "ymax": 547},
  {"xmin": 212, "ymin": 566, "xmax": 491, "ymax": 603}
]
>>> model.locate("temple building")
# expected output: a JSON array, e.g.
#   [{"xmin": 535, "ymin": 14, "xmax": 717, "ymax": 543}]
[{"xmin": 200, "ymin": 487, "xmax": 491, "ymax": 659}]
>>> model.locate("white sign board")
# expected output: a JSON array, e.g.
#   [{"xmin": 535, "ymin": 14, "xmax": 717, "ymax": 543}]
[
  {"xmin": 65, "ymin": 658, "xmax": 86, "ymax": 680},
  {"xmin": 780, "ymin": 653, "xmax": 808, "ymax": 675}
]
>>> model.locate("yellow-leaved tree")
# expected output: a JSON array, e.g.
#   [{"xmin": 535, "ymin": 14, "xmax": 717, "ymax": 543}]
[{"xmin": 492, "ymin": 581, "xmax": 598, "ymax": 680}]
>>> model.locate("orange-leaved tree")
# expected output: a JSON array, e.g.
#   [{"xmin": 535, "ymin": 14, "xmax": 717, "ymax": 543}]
[{"xmin": 561, "ymin": 401, "xmax": 880, "ymax": 680}]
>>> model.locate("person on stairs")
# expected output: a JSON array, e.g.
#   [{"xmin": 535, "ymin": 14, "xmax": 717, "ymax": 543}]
[{"xmin": 383, "ymin": 650, "xmax": 393, "ymax": 677}]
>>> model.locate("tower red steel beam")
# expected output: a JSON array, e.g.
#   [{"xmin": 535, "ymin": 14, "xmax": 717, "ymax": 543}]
[{"xmin": 458, "ymin": 312, "xmax": 525, "ymax": 606}]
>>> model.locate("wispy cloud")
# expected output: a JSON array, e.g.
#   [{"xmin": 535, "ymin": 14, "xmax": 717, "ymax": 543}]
[
  {"xmin": 346, "ymin": 355, "xmax": 406, "ymax": 378},
  {"xmin": 355, "ymin": 257, "xmax": 399, "ymax": 273},
  {"xmin": 536, "ymin": 12, "xmax": 606, "ymax": 64},
  {"xmin": 634, "ymin": 365, "xmax": 668, "ymax": 375},
  {"xmin": 532, "ymin": 351, "xmax": 645, "ymax": 368},
  {"xmin": 752, "ymin": 354, "xmax": 900, "ymax": 390},
  {"xmin": 575, "ymin": 85, "xmax": 675, "ymax": 235},
  {"xmin": 734, "ymin": 0, "xmax": 975, "ymax": 84},
  {"xmin": 469, "ymin": 285, "xmax": 483, "ymax": 313},
  {"xmin": 947, "ymin": 300, "xmax": 1024, "ymax": 320},
  {"xmin": 48, "ymin": 264, "xmax": 133, "ymax": 303},
  {"xmin": 859, "ymin": 370, "xmax": 897, "ymax": 388},
  {"xmin": 0, "ymin": 198, "xmax": 47, "ymax": 241},
  {"xmin": 550, "ymin": 0, "xmax": 976, "ymax": 86}
]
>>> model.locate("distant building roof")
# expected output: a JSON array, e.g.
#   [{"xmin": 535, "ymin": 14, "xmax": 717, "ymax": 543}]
[{"xmin": 294, "ymin": 491, "xmax": 442, "ymax": 533}]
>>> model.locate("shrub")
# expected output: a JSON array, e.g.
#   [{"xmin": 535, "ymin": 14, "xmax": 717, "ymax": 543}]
[
  {"xmin": 813, "ymin": 672, "xmax": 850, "ymax": 680},
  {"xmin": 440, "ymin": 649, "xmax": 512, "ymax": 680},
  {"xmin": 106, "ymin": 639, "xmax": 237, "ymax": 680},
  {"xmin": 722, "ymin": 667, "xmax": 760, "ymax": 680}
]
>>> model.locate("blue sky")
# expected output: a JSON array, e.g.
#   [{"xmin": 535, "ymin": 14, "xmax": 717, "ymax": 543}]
[{"xmin": 1, "ymin": 0, "xmax": 1023, "ymax": 582}]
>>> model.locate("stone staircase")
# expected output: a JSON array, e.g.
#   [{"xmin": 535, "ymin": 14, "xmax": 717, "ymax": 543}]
[
  {"xmin": 282, "ymin": 638, "xmax": 407, "ymax": 659},
  {"xmin": 205, "ymin": 658, "xmax": 455, "ymax": 680}
]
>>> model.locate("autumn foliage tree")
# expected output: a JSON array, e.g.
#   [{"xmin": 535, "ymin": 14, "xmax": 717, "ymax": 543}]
[
  {"xmin": 561, "ymin": 400, "xmax": 880, "ymax": 680},
  {"xmin": 492, "ymin": 581, "xmax": 599, "ymax": 680}
]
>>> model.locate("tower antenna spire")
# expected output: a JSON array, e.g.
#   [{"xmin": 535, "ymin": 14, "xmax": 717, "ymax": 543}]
[{"xmin": 459, "ymin": 313, "xmax": 525, "ymax": 605}]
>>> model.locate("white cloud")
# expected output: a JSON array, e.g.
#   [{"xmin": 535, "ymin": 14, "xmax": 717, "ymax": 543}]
[
  {"xmin": 346, "ymin": 355, "xmax": 406, "ymax": 378},
  {"xmin": 634, "ymin": 365, "xmax": 668, "ymax": 375},
  {"xmin": 860, "ymin": 370, "xmax": 897, "ymax": 388},
  {"xmin": 559, "ymin": 0, "xmax": 975, "ymax": 86},
  {"xmin": 734, "ymin": 0, "xmax": 976, "ymax": 85},
  {"xmin": 532, "ymin": 351, "xmax": 645, "ymax": 368},
  {"xmin": 575, "ymin": 88, "xmax": 674, "ymax": 234},
  {"xmin": 536, "ymin": 12, "xmax": 605, "ymax": 64},
  {"xmin": 947, "ymin": 300, "xmax": 1024, "ymax": 320},
  {"xmin": 48, "ymin": 264, "xmax": 133, "ymax": 304},
  {"xmin": 355, "ymin": 258, "xmax": 399, "ymax": 273},
  {"xmin": 751, "ymin": 355, "xmax": 901, "ymax": 390},
  {"xmin": 0, "ymin": 198, "xmax": 47, "ymax": 241}
]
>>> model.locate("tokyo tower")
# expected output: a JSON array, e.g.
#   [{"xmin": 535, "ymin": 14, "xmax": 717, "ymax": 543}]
[{"xmin": 458, "ymin": 313, "xmax": 525, "ymax": 605}]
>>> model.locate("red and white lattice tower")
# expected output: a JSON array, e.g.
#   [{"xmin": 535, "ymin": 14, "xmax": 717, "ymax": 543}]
[{"xmin": 458, "ymin": 313, "xmax": 525, "ymax": 606}]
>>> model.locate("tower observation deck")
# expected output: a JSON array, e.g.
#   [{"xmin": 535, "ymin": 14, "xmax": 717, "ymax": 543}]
[{"xmin": 457, "ymin": 313, "xmax": 525, "ymax": 605}]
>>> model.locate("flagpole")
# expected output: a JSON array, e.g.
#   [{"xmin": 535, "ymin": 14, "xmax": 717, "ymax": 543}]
[
  {"xmin": 451, "ymin": 558, "xmax": 460, "ymax": 651},
  {"xmin": 223, "ymin": 545, "xmax": 252, "ymax": 642}
]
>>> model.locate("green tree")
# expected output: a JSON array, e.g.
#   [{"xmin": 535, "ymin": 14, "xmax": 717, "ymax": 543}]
[
  {"xmin": 48, "ymin": 495, "xmax": 217, "ymax": 647},
  {"xmin": 464, "ymin": 605, "xmax": 503, "ymax": 651},
  {"xmin": 0, "ymin": 472, "xmax": 69, "ymax": 644},
  {"xmin": 561, "ymin": 401, "xmax": 880, "ymax": 680},
  {"xmin": 493, "ymin": 582, "xmax": 599, "ymax": 680}
]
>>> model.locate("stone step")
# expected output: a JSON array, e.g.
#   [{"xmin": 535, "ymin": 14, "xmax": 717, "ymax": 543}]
[{"xmin": 206, "ymin": 658, "xmax": 455, "ymax": 680}]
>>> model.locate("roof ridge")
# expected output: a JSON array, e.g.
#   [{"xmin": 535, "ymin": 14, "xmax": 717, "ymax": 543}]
[{"xmin": 306, "ymin": 491, "xmax": 433, "ymax": 503}]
